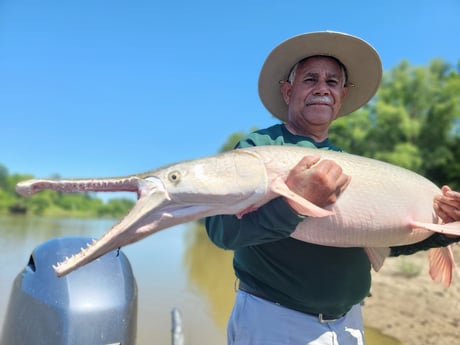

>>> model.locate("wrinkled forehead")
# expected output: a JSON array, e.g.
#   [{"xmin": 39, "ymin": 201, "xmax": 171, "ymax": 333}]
[
  {"xmin": 289, "ymin": 55, "xmax": 348, "ymax": 83},
  {"xmin": 297, "ymin": 55, "xmax": 345, "ymax": 73}
]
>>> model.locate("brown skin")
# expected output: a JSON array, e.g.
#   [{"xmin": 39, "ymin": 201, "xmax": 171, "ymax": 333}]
[
  {"xmin": 280, "ymin": 56, "xmax": 348, "ymax": 142},
  {"xmin": 279, "ymin": 56, "xmax": 351, "ymax": 213},
  {"xmin": 285, "ymin": 155, "xmax": 350, "ymax": 210},
  {"xmin": 281, "ymin": 56, "xmax": 459, "ymax": 222},
  {"xmin": 434, "ymin": 186, "xmax": 460, "ymax": 223}
]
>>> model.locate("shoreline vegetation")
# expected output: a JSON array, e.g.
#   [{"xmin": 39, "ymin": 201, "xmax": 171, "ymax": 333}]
[{"xmin": 3, "ymin": 199, "xmax": 135, "ymax": 219}]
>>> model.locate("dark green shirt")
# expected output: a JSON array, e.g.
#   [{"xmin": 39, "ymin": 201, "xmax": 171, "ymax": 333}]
[{"xmin": 205, "ymin": 124, "xmax": 460, "ymax": 316}]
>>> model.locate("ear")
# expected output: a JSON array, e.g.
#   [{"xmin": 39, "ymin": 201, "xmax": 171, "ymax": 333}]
[{"xmin": 280, "ymin": 82, "xmax": 292, "ymax": 105}]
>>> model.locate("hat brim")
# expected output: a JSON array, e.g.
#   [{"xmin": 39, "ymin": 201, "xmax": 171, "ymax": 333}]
[{"xmin": 258, "ymin": 31, "xmax": 382, "ymax": 122}]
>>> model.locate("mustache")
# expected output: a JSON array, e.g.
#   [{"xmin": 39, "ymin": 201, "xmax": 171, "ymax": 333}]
[{"xmin": 306, "ymin": 96, "xmax": 332, "ymax": 105}]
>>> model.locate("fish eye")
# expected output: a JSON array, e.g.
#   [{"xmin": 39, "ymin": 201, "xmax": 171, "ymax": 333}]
[{"xmin": 168, "ymin": 171, "xmax": 181, "ymax": 184}]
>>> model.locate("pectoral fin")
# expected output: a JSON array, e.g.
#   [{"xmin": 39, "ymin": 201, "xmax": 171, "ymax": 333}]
[
  {"xmin": 409, "ymin": 221, "xmax": 460, "ymax": 236},
  {"xmin": 364, "ymin": 247, "xmax": 391, "ymax": 272},
  {"xmin": 271, "ymin": 178, "xmax": 334, "ymax": 217}
]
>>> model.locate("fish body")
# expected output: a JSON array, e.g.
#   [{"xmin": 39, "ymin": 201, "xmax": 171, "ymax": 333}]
[{"xmin": 16, "ymin": 146, "xmax": 460, "ymax": 285}]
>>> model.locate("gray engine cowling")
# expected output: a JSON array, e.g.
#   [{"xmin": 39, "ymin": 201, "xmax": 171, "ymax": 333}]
[{"xmin": 1, "ymin": 237, "xmax": 137, "ymax": 345}]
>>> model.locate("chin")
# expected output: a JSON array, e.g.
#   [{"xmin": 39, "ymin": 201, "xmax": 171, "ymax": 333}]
[{"xmin": 302, "ymin": 112, "xmax": 334, "ymax": 124}]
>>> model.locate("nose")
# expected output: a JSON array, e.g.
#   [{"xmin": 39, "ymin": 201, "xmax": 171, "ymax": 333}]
[{"xmin": 313, "ymin": 80, "xmax": 330, "ymax": 95}]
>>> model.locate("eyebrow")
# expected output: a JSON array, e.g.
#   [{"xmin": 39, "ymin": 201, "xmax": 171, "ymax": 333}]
[
  {"xmin": 295, "ymin": 55, "xmax": 349, "ymax": 83},
  {"xmin": 301, "ymin": 71, "xmax": 341, "ymax": 79}
]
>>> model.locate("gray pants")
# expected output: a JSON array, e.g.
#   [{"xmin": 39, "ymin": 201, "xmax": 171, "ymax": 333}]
[{"xmin": 228, "ymin": 290, "xmax": 365, "ymax": 345}]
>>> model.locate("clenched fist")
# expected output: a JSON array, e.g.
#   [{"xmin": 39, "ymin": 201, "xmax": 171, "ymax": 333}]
[{"xmin": 285, "ymin": 156, "xmax": 351, "ymax": 214}]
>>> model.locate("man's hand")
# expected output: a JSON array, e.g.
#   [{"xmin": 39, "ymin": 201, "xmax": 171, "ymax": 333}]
[
  {"xmin": 285, "ymin": 156, "xmax": 351, "ymax": 214},
  {"xmin": 434, "ymin": 185, "xmax": 460, "ymax": 223}
]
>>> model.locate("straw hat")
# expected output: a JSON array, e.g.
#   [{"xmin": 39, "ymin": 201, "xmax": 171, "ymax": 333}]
[{"xmin": 258, "ymin": 31, "xmax": 382, "ymax": 122}]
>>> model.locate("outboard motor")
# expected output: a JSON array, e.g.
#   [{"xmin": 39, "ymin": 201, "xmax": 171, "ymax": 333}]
[{"xmin": 1, "ymin": 237, "xmax": 137, "ymax": 345}]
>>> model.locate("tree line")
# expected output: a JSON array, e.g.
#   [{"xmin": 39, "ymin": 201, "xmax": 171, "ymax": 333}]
[{"xmin": 2, "ymin": 59, "xmax": 459, "ymax": 217}]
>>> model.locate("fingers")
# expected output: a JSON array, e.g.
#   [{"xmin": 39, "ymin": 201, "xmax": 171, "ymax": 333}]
[
  {"xmin": 336, "ymin": 171, "xmax": 352, "ymax": 194},
  {"xmin": 434, "ymin": 185, "xmax": 460, "ymax": 223},
  {"xmin": 434, "ymin": 202, "xmax": 454, "ymax": 223},
  {"xmin": 311, "ymin": 159, "xmax": 351, "ymax": 190},
  {"xmin": 320, "ymin": 162, "xmax": 350, "ymax": 203},
  {"xmin": 300, "ymin": 155, "xmax": 321, "ymax": 168},
  {"xmin": 285, "ymin": 156, "xmax": 350, "ymax": 209},
  {"xmin": 441, "ymin": 185, "xmax": 452, "ymax": 194},
  {"xmin": 434, "ymin": 202, "xmax": 460, "ymax": 223}
]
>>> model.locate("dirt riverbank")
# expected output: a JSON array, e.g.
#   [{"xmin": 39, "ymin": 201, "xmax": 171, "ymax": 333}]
[{"xmin": 362, "ymin": 246, "xmax": 460, "ymax": 345}]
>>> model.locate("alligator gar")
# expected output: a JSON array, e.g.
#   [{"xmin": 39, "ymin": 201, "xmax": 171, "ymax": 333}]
[{"xmin": 16, "ymin": 146, "xmax": 460, "ymax": 286}]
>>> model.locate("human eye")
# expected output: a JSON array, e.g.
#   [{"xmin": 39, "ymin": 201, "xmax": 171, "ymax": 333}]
[
  {"xmin": 303, "ymin": 76, "xmax": 317, "ymax": 83},
  {"xmin": 327, "ymin": 78, "xmax": 339, "ymax": 86}
]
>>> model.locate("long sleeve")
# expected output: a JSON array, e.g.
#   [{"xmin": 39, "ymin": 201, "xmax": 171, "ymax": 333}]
[
  {"xmin": 205, "ymin": 197, "xmax": 304, "ymax": 250},
  {"xmin": 390, "ymin": 233, "xmax": 460, "ymax": 256}
]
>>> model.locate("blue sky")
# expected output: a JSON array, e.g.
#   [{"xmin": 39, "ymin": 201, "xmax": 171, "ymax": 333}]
[{"xmin": 1, "ymin": 0, "xmax": 459, "ymax": 184}]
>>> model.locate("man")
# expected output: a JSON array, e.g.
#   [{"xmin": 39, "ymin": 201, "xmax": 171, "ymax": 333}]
[{"xmin": 205, "ymin": 31, "xmax": 460, "ymax": 345}]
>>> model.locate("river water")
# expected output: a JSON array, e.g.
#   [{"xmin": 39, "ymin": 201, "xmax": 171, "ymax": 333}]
[{"xmin": 0, "ymin": 216, "xmax": 400, "ymax": 344}]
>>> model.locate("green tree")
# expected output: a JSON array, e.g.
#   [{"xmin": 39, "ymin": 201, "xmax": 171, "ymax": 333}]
[
  {"xmin": 331, "ymin": 58, "xmax": 460, "ymax": 187},
  {"xmin": 97, "ymin": 198, "xmax": 135, "ymax": 217},
  {"xmin": 218, "ymin": 127, "xmax": 258, "ymax": 153},
  {"xmin": 0, "ymin": 164, "xmax": 8, "ymax": 191}
]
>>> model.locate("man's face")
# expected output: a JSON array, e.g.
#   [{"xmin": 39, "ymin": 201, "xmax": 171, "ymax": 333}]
[{"xmin": 281, "ymin": 56, "xmax": 348, "ymax": 128}]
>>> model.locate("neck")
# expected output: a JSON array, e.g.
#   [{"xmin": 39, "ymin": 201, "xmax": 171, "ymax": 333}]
[{"xmin": 284, "ymin": 123, "xmax": 329, "ymax": 142}]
